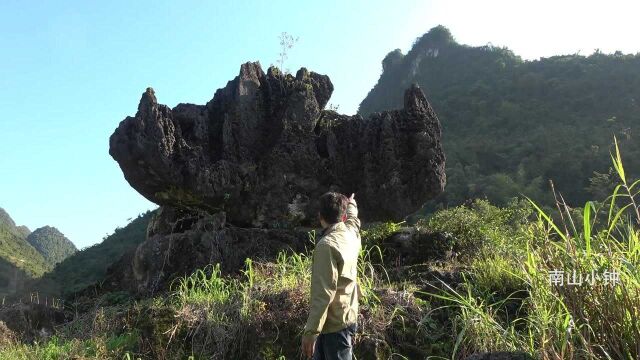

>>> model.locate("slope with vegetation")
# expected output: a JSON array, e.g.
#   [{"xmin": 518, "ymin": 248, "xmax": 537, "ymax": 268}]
[
  {"xmin": 0, "ymin": 208, "xmax": 50, "ymax": 297},
  {"xmin": 360, "ymin": 25, "xmax": 640, "ymax": 211},
  {"xmin": 26, "ymin": 226, "xmax": 77, "ymax": 265},
  {"xmin": 30, "ymin": 211, "xmax": 153, "ymax": 298}
]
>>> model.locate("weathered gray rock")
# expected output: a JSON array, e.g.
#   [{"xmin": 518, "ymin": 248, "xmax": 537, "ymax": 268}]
[
  {"xmin": 109, "ymin": 62, "xmax": 445, "ymax": 227},
  {"xmin": 0, "ymin": 303, "xmax": 68, "ymax": 343},
  {"xmin": 104, "ymin": 206, "xmax": 310, "ymax": 294},
  {"xmin": 107, "ymin": 62, "xmax": 446, "ymax": 293}
]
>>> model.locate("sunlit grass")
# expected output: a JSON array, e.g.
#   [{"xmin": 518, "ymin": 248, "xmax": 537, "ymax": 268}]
[
  {"xmin": 421, "ymin": 137, "xmax": 640, "ymax": 359},
  {"xmin": 0, "ymin": 335, "xmax": 140, "ymax": 360}
]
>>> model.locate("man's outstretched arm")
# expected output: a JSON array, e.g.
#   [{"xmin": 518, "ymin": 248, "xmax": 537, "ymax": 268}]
[{"xmin": 344, "ymin": 193, "xmax": 360, "ymax": 232}]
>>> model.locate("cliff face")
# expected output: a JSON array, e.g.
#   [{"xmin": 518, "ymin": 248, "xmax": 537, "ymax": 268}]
[{"xmin": 108, "ymin": 62, "xmax": 445, "ymax": 293}]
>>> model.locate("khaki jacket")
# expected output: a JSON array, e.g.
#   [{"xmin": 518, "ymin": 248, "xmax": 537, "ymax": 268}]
[{"xmin": 303, "ymin": 199, "xmax": 361, "ymax": 335}]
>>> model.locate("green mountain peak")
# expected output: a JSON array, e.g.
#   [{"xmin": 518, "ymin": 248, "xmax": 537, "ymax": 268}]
[{"xmin": 26, "ymin": 226, "xmax": 77, "ymax": 265}]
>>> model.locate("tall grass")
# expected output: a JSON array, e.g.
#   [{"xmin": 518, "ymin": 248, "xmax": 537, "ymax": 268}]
[
  {"xmin": 165, "ymin": 251, "xmax": 315, "ymax": 359},
  {"xmin": 521, "ymin": 138, "xmax": 640, "ymax": 359},
  {"xmin": 422, "ymin": 138, "xmax": 640, "ymax": 359},
  {"xmin": 358, "ymin": 244, "xmax": 388, "ymax": 308},
  {"xmin": 172, "ymin": 263, "xmax": 235, "ymax": 308}
]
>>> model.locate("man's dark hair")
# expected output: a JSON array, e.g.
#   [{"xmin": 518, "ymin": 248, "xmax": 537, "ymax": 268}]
[{"xmin": 318, "ymin": 192, "xmax": 348, "ymax": 224}]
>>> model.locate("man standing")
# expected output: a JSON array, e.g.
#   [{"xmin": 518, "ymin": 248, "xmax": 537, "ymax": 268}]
[{"xmin": 301, "ymin": 192, "xmax": 361, "ymax": 360}]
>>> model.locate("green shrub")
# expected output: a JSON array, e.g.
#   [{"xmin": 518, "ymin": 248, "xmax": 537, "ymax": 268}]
[
  {"xmin": 420, "ymin": 199, "xmax": 531, "ymax": 260},
  {"xmin": 361, "ymin": 221, "xmax": 403, "ymax": 245}
]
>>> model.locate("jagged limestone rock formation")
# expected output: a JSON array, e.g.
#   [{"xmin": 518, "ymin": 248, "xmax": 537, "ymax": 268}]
[
  {"xmin": 108, "ymin": 62, "xmax": 445, "ymax": 293},
  {"xmin": 129, "ymin": 206, "xmax": 309, "ymax": 293},
  {"xmin": 110, "ymin": 62, "xmax": 445, "ymax": 226}
]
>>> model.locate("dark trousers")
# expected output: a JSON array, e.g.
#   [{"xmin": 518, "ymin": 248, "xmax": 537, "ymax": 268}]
[{"xmin": 313, "ymin": 324, "xmax": 356, "ymax": 360}]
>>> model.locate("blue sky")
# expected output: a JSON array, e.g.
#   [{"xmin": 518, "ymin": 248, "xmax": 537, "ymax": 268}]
[{"xmin": 1, "ymin": 0, "xmax": 639, "ymax": 249}]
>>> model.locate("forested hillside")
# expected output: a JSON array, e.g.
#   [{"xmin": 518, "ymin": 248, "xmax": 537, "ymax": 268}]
[
  {"xmin": 0, "ymin": 208, "xmax": 50, "ymax": 297},
  {"xmin": 26, "ymin": 226, "xmax": 77, "ymax": 265},
  {"xmin": 30, "ymin": 211, "xmax": 153, "ymax": 297},
  {"xmin": 1, "ymin": 207, "xmax": 151, "ymax": 299},
  {"xmin": 359, "ymin": 25, "xmax": 640, "ymax": 210}
]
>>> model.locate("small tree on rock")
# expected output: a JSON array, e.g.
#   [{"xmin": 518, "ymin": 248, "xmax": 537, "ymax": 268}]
[{"xmin": 277, "ymin": 32, "xmax": 299, "ymax": 74}]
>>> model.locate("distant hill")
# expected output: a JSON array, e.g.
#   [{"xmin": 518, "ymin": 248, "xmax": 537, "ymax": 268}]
[
  {"xmin": 359, "ymin": 25, "xmax": 640, "ymax": 209},
  {"xmin": 15, "ymin": 225, "xmax": 31, "ymax": 238},
  {"xmin": 0, "ymin": 207, "xmax": 18, "ymax": 230},
  {"xmin": 0, "ymin": 208, "xmax": 50, "ymax": 297},
  {"xmin": 26, "ymin": 226, "xmax": 77, "ymax": 265},
  {"xmin": 31, "ymin": 211, "xmax": 154, "ymax": 298}
]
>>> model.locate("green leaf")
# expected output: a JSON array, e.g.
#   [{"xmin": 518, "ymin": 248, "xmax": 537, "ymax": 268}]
[
  {"xmin": 526, "ymin": 196, "xmax": 567, "ymax": 242},
  {"xmin": 608, "ymin": 184, "xmax": 623, "ymax": 225},
  {"xmin": 611, "ymin": 136, "xmax": 626, "ymax": 184},
  {"xmin": 608, "ymin": 203, "xmax": 633, "ymax": 235},
  {"xmin": 584, "ymin": 201, "xmax": 593, "ymax": 257}
]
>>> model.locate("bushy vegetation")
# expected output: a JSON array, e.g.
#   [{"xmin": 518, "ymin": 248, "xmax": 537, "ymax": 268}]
[
  {"xmin": 360, "ymin": 25, "xmax": 640, "ymax": 211},
  {"xmin": 26, "ymin": 226, "xmax": 77, "ymax": 266},
  {"xmin": 0, "ymin": 334, "xmax": 139, "ymax": 360},
  {"xmin": 420, "ymin": 139, "xmax": 640, "ymax": 359},
  {"xmin": 419, "ymin": 198, "xmax": 531, "ymax": 260}
]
